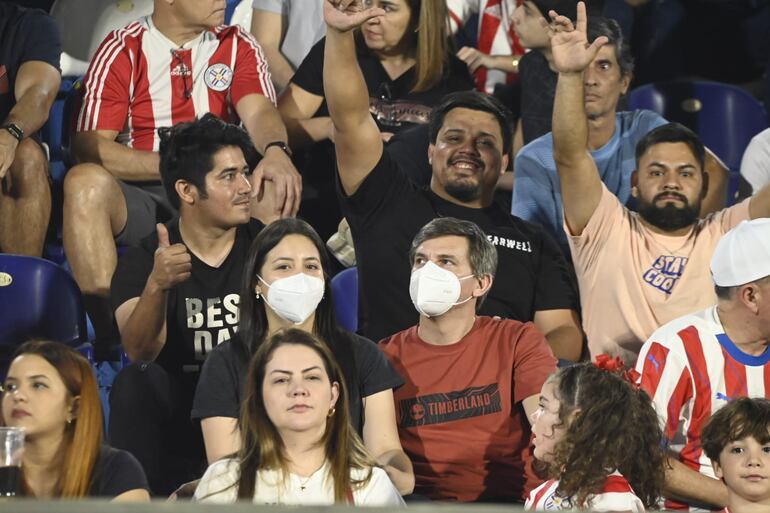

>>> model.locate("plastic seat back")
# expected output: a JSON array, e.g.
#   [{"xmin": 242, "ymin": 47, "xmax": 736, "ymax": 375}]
[
  {"xmin": 630, "ymin": 80, "xmax": 769, "ymax": 172},
  {"xmin": 0, "ymin": 255, "xmax": 88, "ymax": 355},
  {"xmin": 330, "ymin": 267, "xmax": 358, "ymax": 333}
]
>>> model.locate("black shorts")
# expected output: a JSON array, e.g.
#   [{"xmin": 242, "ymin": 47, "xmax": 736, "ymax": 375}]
[{"xmin": 115, "ymin": 181, "xmax": 176, "ymax": 246}]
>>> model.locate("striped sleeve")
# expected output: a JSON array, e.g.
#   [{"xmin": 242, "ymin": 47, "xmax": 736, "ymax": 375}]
[
  {"xmin": 77, "ymin": 23, "xmax": 141, "ymax": 132},
  {"xmin": 230, "ymin": 25, "xmax": 276, "ymax": 106},
  {"xmin": 588, "ymin": 474, "xmax": 644, "ymax": 512},
  {"xmin": 636, "ymin": 338, "xmax": 693, "ymax": 441}
]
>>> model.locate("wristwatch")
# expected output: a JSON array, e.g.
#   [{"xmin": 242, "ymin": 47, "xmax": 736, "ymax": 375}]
[
  {"xmin": 2, "ymin": 123, "xmax": 23, "ymax": 142},
  {"xmin": 264, "ymin": 140, "xmax": 292, "ymax": 158}
]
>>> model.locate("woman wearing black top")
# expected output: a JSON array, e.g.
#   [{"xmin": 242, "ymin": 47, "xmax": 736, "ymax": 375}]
[
  {"xmin": 1, "ymin": 340, "xmax": 149, "ymax": 500},
  {"xmin": 192, "ymin": 218, "xmax": 413, "ymax": 494}
]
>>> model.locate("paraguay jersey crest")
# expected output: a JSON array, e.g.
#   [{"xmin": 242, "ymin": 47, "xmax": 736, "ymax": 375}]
[{"xmin": 204, "ymin": 63, "xmax": 233, "ymax": 92}]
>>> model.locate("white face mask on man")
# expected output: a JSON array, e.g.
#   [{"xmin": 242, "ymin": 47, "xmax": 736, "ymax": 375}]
[
  {"xmin": 257, "ymin": 273, "xmax": 325, "ymax": 325},
  {"xmin": 409, "ymin": 261, "xmax": 474, "ymax": 318}
]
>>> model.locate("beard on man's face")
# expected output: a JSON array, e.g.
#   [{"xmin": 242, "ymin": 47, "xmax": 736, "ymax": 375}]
[
  {"xmin": 444, "ymin": 181, "xmax": 482, "ymax": 203},
  {"xmin": 638, "ymin": 191, "xmax": 700, "ymax": 231}
]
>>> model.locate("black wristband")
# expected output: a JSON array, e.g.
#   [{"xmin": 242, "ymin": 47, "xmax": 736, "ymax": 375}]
[
  {"xmin": 264, "ymin": 140, "xmax": 292, "ymax": 157},
  {"xmin": 2, "ymin": 123, "xmax": 23, "ymax": 142}
]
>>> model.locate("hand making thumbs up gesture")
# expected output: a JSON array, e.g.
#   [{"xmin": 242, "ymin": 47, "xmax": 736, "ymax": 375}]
[{"xmin": 148, "ymin": 223, "xmax": 192, "ymax": 291}]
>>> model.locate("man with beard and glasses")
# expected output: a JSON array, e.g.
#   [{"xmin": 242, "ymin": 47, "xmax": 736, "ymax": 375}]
[
  {"xmin": 322, "ymin": 0, "xmax": 583, "ymax": 363},
  {"xmin": 549, "ymin": 2, "xmax": 770, "ymax": 365}
]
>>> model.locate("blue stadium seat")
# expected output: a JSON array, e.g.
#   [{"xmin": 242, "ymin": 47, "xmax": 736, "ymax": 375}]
[
  {"xmin": 629, "ymin": 80, "xmax": 769, "ymax": 173},
  {"xmin": 0, "ymin": 255, "xmax": 88, "ymax": 370},
  {"xmin": 331, "ymin": 267, "xmax": 358, "ymax": 333}
]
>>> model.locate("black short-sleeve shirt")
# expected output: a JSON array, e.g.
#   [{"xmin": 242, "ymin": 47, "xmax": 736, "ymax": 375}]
[
  {"xmin": 291, "ymin": 36, "xmax": 474, "ymax": 133},
  {"xmin": 0, "ymin": 3, "xmax": 61, "ymax": 122},
  {"xmin": 339, "ymin": 150, "xmax": 578, "ymax": 342},
  {"xmin": 89, "ymin": 446, "xmax": 149, "ymax": 497},
  {"xmin": 190, "ymin": 334, "xmax": 404, "ymax": 433},
  {"xmin": 110, "ymin": 218, "xmax": 264, "ymax": 376}
]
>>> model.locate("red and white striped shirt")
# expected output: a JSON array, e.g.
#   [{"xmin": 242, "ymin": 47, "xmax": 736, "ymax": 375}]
[
  {"xmin": 636, "ymin": 306, "xmax": 770, "ymax": 511},
  {"xmin": 447, "ymin": 0, "xmax": 523, "ymax": 94},
  {"xmin": 525, "ymin": 471, "xmax": 645, "ymax": 511},
  {"xmin": 77, "ymin": 16, "xmax": 275, "ymax": 152}
]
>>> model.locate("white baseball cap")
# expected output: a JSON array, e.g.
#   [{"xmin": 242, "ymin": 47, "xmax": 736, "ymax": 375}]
[{"xmin": 711, "ymin": 218, "xmax": 770, "ymax": 287}]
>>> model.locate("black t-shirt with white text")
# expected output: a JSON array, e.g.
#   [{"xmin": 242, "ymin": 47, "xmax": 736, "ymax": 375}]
[
  {"xmin": 0, "ymin": 3, "xmax": 61, "ymax": 122},
  {"xmin": 339, "ymin": 151, "xmax": 578, "ymax": 342},
  {"xmin": 110, "ymin": 218, "xmax": 263, "ymax": 376}
]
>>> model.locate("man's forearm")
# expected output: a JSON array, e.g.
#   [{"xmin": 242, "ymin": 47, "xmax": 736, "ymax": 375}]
[
  {"xmin": 73, "ymin": 133, "xmax": 160, "ymax": 181},
  {"xmin": 120, "ymin": 283, "xmax": 168, "ymax": 362},
  {"xmin": 324, "ymin": 28, "xmax": 371, "ymax": 134},
  {"xmin": 240, "ymin": 97, "xmax": 289, "ymax": 153},
  {"xmin": 664, "ymin": 457, "xmax": 728, "ymax": 509},
  {"xmin": 552, "ymin": 72, "xmax": 589, "ymax": 166},
  {"xmin": 4, "ymin": 86, "xmax": 57, "ymax": 137}
]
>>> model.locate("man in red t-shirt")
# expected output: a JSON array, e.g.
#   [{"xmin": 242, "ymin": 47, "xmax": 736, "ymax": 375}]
[{"xmin": 380, "ymin": 216, "xmax": 557, "ymax": 502}]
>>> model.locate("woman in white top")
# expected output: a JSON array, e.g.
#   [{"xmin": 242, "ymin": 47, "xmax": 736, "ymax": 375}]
[{"xmin": 194, "ymin": 328, "xmax": 404, "ymax": 505}]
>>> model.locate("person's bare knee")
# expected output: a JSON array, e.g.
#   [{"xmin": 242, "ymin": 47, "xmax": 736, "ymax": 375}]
[
  {"xmin": 7, "ymin": 138, "xmax": 49, "ymax": 192},
  {"xmin": 63, "ymin": 163, "xmax": 127, "ymax": 234}
]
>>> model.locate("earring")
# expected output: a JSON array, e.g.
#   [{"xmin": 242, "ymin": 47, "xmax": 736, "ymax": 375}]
[
  {"xmin": 255, "ymin": 291, "xmax": 261, "ymax": 299},
  {"xmin": 327, "ymin": 407, "xmax": 336, "ymax": 418},
  {"xmin": 66, "ymin": 417, "xmax": 73, "ymax": 425}
]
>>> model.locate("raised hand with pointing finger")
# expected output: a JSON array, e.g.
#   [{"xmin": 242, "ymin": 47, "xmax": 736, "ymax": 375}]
[
  {"xmin": 148, "ymin": 223, "xmax": 192, "ymax": 291},
  {"xmin": 547, "ymin": 2, "xmax": 608, "ymax": 75}
]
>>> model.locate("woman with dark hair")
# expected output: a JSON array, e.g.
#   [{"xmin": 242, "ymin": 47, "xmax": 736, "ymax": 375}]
[
  {"xmin": 194, "ymin": 328, "xmax": 404, "ymax": 504},
  {"xmin": 192, "ymin": 218, "xmax": 413, "ymax": 494},
  {"xmin": 525, "ymin": 357, "xmax": 664, "ymax": 511},
  {"xmin": 0, "ymin": 340, "xmax": 149, "ymax": 500}
]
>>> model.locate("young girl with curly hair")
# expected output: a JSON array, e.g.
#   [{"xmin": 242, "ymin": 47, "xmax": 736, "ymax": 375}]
[{"xmin": 525, "ymin": 358, "xmax": 665, "ymax": 511}]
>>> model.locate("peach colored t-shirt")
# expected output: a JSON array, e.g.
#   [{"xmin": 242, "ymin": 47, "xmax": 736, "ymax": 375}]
[{"xmin": 567, "ymin": 184, "xmax": 751, "ymax": 365}]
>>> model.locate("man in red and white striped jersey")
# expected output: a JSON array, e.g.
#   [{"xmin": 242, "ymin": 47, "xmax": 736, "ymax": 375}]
[
  {"xmin": 636, "ymin": 218, "xmax": 770, "ymax": 512},
  {"xmin": 62, "ymin": 0, "xmax": 301, "ymax": 346}
]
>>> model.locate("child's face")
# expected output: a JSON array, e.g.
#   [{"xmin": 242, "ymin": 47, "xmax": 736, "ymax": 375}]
[
  {"xmin": 713, "ymin": 435, "xmax": 770, "ymax": 504},
  {"xmin": 531, "ymin": 379, "xmax": 569, "ymax": 462}
]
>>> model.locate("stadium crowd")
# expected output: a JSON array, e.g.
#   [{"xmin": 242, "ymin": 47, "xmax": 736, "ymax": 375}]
[{"xmin": 2, "ymin": 0, "xmax": 770, "ymax": 511}]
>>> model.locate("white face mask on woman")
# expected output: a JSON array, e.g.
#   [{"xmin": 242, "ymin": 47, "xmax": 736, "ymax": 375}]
[
  {"xmin": 409, "ymin": 261, "xmax": 474, "ymax": 318},
  {"xmin": 257, "ymin": 273, "xmax": 325, "ymax": 325}
]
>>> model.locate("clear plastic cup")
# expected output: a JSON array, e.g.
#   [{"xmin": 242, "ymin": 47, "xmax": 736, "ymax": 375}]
[{"xmin": 0, "ymin": 427, "xmax": 24, "ymax": 497}]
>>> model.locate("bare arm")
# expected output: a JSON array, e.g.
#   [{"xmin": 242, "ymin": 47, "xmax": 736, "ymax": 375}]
[
  {"xmin": 323, "ymin": 1, "xmax": 386, "ymax": 196},
  {"xmin": 72, "ymin": 130, "xmax": 160, "ymax": 181},
  {"xmin": 6, "ymin": 61, "xmax": 60, "ymax": 136},
  {"xmin": 533, "ymin": 309, "xmax": 583, "ymax": 361},
  {"xmin": 362, "ymin": 389, "xmax": 415, "ymax": 495},
  {"xmin": 664, "ymin": 457, "xmax": 727, "ymax": 509},
  {"xmin": 549, "ymin": 6, "xmax": 607, "ymax": 236},
  {"xmin": 522, "ymin": 394, "xmax": 539, "ymax": 424},
  {"xmin": 111, "ymin": 489, "xmax": 151, "ymax": 502},
  {"xmin": 236, "ymin": 92, "xmax": 302, "ymax": 218},
  {"xmin": 277, "ymin": 83, "xmax": 330, "ymax": 149},
  {"xmin": 201, "ymin": 417, "xmax": 240, "ymax": 464},
  {"xmin": 0, "ymin": 60, "xmax": 60, "ymax": 178},
  {"xmin": 115, "ymin": 225, "xmax": 191, "ymax": 362},
  {"xmin": 700, "ymin": 149, "xmax": 728, "ymax": 216},
  {"xmin": 250, "ymin": 9, "xmax": 295, "ymax": 90},
  {"xmin": 749, "ymin": 179, "xmax": 770, "ymax": 220}
]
